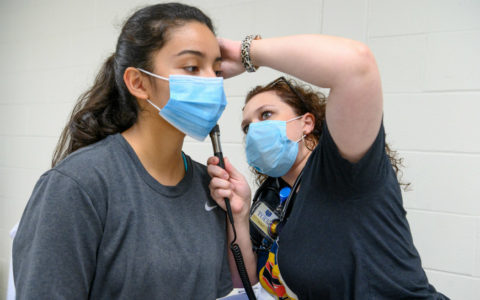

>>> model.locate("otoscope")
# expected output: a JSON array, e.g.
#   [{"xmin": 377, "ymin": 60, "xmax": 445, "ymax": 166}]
[{"xmin": 209, "ymin": 125, "xmax": 257, "ymax": 300}]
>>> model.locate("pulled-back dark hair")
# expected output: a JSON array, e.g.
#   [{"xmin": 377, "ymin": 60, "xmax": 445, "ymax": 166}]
[
  {"xmin": 52, "ymin": 3, "xmax": 215, "ymax": 166},
  {"xmin": 245, "ymin": 77, "xmax": 409, "ymax": 190}
]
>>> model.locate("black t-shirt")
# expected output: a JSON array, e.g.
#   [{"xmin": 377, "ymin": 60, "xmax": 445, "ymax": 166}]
[{"xmin": 277, "ymin": 121, "xmax": 448, "ymax": 299}]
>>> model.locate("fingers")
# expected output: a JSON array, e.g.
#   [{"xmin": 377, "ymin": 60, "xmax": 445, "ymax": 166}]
[
  {"xmin": 207, "ymin": 156, "xmax": 245, "ymax": 181},
  {"xmin": 223, "ymin": 157, "xmax": 235, "ymax": 172},
  {"xmin": 207, "ymin": 163, "xmax": 229, "ymax": 181},
  {"xmin": 207, "ymin": 156, "xmax": 219, "ymax": 166},
  {"xmin": 207, "ymin": 156, "xmax": 248, "ymax": 213},
  {"xmin": 207, "ymin": 156, "xmax": 227, "ymax": 178},
  {"xmin": 207, "ymin": 156, "xmax": 232, "ymax": 203},
  {"xmin": 207, "ymin": 155, "xmax": 236, "ymax": 179},
  {"xmin": 217, "ymin": 38, "xmax": 244, "ymax": 79},
  {"xmin": 207, "ymin": 156, "xmax": 251, "ymax": 216},
  {"xmin": 210, "ymin": 176, "xmax": 232, "ymax": 190},
  {"xmin": 220, "ymin": 61, "xmax": 245, "ymax": 79},
  {"xmin": 210, "ymin": 187, "xmax": 232, "ymax": 201},
  {"xmin": 217, "ymin": 37, "xmax": 239, "ymax": 56},
  {"xmin": 208, "ymin": 176, "xmax": 233, "ymax": 208},
  {"xmin": 217, "ymin": 37, "xmax": 227, "ymax": 52},
  {"xmin": 224, "ymin": 157, "xmax": 245, "ymax": 181}
]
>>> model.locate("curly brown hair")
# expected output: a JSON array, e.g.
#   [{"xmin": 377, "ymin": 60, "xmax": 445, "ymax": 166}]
[{"xmin": 244, "ymin": 76, "xmax": 408, "ymax": 190}]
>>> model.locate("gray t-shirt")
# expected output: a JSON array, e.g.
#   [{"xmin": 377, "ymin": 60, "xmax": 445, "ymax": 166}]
[{"xmin": 13, "ymin": 134, "xmax": 233, "ymax": 299}]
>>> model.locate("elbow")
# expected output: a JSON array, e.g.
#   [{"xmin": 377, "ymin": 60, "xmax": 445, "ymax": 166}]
[
  {"xmin": 351, "ymin": 42, "xmax": 378, "ymax": 77},
  {"xmin": 332, "ymin": 41, "xmax": 379, "ymax": 86}
]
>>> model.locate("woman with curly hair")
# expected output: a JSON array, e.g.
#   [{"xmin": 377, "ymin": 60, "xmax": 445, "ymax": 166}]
[{"xmin": 208, "ymin": 35, "xmax": 448, "ymax": 299}]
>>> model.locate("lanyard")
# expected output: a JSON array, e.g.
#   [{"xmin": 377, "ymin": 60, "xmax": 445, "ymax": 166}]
[{"xmin": 279, "ymin": 168, "xmax": 304, "ymax": 222}]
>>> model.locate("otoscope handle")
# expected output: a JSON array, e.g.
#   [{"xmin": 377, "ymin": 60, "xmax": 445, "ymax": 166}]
[
  {"xmin": 208, "ymin": 124, "xmax": 256, "ymax": 300},
  {"xmin": 214, "ymin": 151, "xmax": 234, "ymax": 225},
  {"xmin": 214, "ymin": 151, "xmax": 225, "ymax": 169},
  {"xmin": 210, "ymin": 125, "xmax": 233, "ymax": 224}
]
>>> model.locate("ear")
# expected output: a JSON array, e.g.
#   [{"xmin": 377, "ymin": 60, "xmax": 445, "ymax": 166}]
[
  {"xmin": 123, "ymin": 67, "xmax": 149, "ymax": 100},
  {"xmin": 302, "ymin": 112, "xmax": 315, "ymax": 135}
]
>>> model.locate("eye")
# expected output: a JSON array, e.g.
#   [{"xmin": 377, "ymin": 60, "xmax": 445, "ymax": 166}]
[
  {"xmin": 261, "ymin": 111, "xmax": 272, "ymax": 120},
  {"xmin": 242, "ymin": 124, "xmax": 249, "ymax": 134},
  {"xmin": 184, "ymin": 66, "xmax": 199, "ymax": 73}
]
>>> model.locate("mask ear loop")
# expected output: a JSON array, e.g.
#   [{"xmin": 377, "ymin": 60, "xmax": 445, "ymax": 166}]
[
  {"xmin": 287, "ymin": 114, "xmax": 307, "ymax": 143},
  {"xmin": 286, "ymin": 115, "xmax": 303, "ymax": 123},
  {"xmin": 295, "ymin": 134, "xmax": 307, "ymax": 143},
  {"xmin": 146, "ymin": 99, "xmax": 162, "ymax": 112},
  {"xmin": 138, "ymin": 68, "xmax": 169, "ymax": 113},
  {"xmin": 137, "ymin": 68, "xmax": 169, "ymax": 81}
]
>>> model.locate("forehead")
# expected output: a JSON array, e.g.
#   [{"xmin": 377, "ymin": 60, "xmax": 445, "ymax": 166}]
[
  {"xmin": 242, "ymin": 91, "xmax": 294, "ymax": 119},
  {"xmin": 156, "ymin": 21, "xmax": 220, "ymax": 59}
]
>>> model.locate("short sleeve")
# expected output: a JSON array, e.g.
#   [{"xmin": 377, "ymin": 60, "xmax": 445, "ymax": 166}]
[
  {"xmin": 306, "ymin": 120, "xmax": 390, "ymax": 195},
  {"xmin": 13, "ymin": 170, "xmax": 103, "ymax": 299}
]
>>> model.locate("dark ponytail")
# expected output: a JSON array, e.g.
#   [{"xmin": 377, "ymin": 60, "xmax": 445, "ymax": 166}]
[{"xmin": 52, "ymin": 3, "xmax": 215, "ymax": 166}]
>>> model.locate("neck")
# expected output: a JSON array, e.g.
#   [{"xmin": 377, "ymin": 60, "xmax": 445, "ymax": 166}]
[
  {"xmin": 122, "ymin": 109, "xmax": 186, "ymax": 186},
  {"xmin": 282, "ymin": 143, "xmax": 313, "ymax": 187}
]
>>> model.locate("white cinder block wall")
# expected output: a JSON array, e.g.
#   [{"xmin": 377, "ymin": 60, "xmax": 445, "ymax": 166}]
[{"xmin": 0, "ymin": 0, "xmax": 478, "ymax": 299}]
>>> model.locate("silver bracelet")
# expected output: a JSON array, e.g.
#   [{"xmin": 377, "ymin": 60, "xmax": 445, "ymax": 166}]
[{"xmin": 241, "ymin": 34, "xmax": 261, "ymax": 72}]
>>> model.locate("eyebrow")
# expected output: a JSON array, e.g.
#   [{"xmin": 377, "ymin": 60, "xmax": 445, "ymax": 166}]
[{"xmin": 176, "ymin": 49, "xmax": 222, "ymax": 62}]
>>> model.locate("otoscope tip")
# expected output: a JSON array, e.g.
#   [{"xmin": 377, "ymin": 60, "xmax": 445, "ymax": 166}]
[{"xmin": 210, "ymin": 124, "xmax": 220, "ymax": 135}]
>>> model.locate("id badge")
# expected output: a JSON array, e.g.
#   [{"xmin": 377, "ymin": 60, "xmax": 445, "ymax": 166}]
[{"xmin": 250, "ymin": 202, "xmax": 280, "ymax": 242}]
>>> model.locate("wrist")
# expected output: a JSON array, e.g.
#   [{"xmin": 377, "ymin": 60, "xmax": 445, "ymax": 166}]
[
  {"xmin": 249, "ymin": 38, "xmax": 262, "ymax": 68},
  {"xmin": 241, "ymin": 34, "xmax": 261, "ymax": 72},
  {"xmin": 233, "ymin": 202, "xmax": 251, "ymax": 222}
]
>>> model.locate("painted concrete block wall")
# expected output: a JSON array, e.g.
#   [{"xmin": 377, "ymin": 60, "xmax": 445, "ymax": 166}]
[
  {"xmin": 366, "ymin": 1, "xmax": 480, "ymax": 299},
  {"xmin": 0, "ymin": 0, "xmax": 478, "ymax": 299}
]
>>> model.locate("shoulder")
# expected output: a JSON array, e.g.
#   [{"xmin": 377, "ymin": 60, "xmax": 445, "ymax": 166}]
[
  {"xmin": 22, "ymin": 167, "xmax": 104, "ymax": 233},
  {"xmin": 310, "ymin": 119, "xmax": 386, "ymax": 164},
  {"xmin": 305, "ymin": 120, "xmax": 390, "ymax": 193},
  {"xmin": 52, "ymin": 134, "xmax": 126, "ymax": 196},
  {"xmin": 318, "ymin": 119, "xmax": 386, "ymax": 161},
  {"xmin": 29, "ymin": 135, "xmax": 125, "ymax": 225},
  {"xmin": 55, "ymin": 135, "xmax": 118, "ymax": 172},
  {"xmin": 32, "ymin": 168, "xmax": 87, "ymax": 197}
]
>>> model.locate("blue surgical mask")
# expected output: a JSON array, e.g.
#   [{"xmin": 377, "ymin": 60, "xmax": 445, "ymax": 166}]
[
  {"xmin": 138, "ymin": 68, "xmax": 227, "ymax": 141},
  {"xmin": 245, "ymin": 116, "xmax": 304, "ymax": 177}
]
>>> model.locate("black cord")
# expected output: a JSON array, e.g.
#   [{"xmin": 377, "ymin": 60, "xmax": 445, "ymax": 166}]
[
  {"xmin": 222, "ymin": 197, "xmax": 256, "ymax": 300},
  {"xmin": 210, "ymin": 125, "xmax": 256, "ymax": 300},
  {"xmin": 217, "ymin": 154, "xmax": 256, "ymax": 300}
]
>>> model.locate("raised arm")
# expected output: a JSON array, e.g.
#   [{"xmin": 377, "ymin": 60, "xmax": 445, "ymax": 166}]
[{"xmin": 221, "ymin": 35, "xmax": 383, "ymax": 162}]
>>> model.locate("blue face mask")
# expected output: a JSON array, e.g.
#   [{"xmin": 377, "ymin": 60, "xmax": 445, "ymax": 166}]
[
  {"xmin": 245, "ymin": 116, "xmax": 304, "ymax": 177},
  {"xmin": 138, "ymin": 68, "xmax": 227, "ymax": 141}
]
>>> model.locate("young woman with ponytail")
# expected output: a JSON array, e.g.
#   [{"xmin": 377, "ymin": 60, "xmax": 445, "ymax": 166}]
[{"xmin": 13, "ymin": 3, "xmax": 237, "ymax": 299}]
